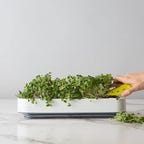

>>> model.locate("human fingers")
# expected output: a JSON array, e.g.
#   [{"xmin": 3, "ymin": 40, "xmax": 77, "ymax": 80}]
[
  {"xmin": 115, "ymin": 75, "xmax": 131, "ymax": 84},
  {"xmin": 121, "ymin": 85, "xmax": 138, "ymax": 96},
  {"xmin": 121, "ymin": 89, "xmax": 133, "ymax": 96}
]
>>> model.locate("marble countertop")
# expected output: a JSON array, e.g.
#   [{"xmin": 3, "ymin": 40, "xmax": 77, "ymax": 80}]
[{"xmin": 0, "ymin": 99, "xmax": 144, "ymax": 144}]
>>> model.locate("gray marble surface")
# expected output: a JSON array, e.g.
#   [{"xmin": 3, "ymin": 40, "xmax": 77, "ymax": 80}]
[{"xmin": 0, "ymin": 99, "xmax": 144, "ymax": 144}]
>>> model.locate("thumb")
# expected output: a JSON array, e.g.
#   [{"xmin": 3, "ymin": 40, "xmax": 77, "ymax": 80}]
[{"xmin": 121, "ymin": 87, "xmax": 135, "ymax": 96}]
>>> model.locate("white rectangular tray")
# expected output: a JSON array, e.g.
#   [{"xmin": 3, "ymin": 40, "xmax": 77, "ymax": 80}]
[{"xmin": 17, "ymin": 98, "xmax": 126, "ymax": 118}]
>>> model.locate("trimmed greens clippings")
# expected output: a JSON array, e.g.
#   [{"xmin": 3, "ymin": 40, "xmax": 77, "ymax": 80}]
[
  {"xmin": 17, "ymin": 73, "xmax": 116, "ymax": 106},
  {"xmin": 115, "ymin": 112, "xmax": 144, "ymax": 124}
]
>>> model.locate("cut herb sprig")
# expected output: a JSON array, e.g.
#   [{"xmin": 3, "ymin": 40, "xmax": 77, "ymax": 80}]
[{"xmin": 115, "ymin": 112, "xmax": 144, "ymax": 124}]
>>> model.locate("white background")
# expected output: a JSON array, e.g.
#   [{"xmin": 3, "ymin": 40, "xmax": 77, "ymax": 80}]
[{"xmin": 0, "ymin": 0, "xmax": 144, "ymax": 98}]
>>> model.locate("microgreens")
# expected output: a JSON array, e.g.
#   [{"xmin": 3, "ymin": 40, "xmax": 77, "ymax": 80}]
[{"xmin": 17, "ymin": 73, "xmax": 115, "ymax": 106}]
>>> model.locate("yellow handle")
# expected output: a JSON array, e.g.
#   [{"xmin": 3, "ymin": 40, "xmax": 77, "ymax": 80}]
[{"xmin": 106, "ymin": 84, "xmax": 132, "ymax": 97}]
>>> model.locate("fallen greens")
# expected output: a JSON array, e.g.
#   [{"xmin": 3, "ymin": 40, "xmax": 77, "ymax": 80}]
[
  {"xmin": 115, "ymin": 112, "xmax": 144, "ymax": 124},
  {"xmin": 17, "ymin": 73, "xmax": 115, "ymax": 106}
]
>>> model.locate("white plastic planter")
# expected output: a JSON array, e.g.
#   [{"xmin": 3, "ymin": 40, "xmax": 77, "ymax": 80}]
[{"xmin": 17, "ymin": 98, "xmax": 126, "ymax": 118}]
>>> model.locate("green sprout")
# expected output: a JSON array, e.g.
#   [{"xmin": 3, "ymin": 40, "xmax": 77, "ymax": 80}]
[
  {"xmin": 17, "ymin": 73, "xmax": 115, "ymax": 106},
  {"xmin": 115, "ymin": 112, "xmax": 144, "ymax": 124}
]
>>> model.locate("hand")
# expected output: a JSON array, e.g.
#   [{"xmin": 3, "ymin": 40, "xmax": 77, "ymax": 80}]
[{"xmin": 115, "ymin": 72, "xmax": 144, "ymax": 96}]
